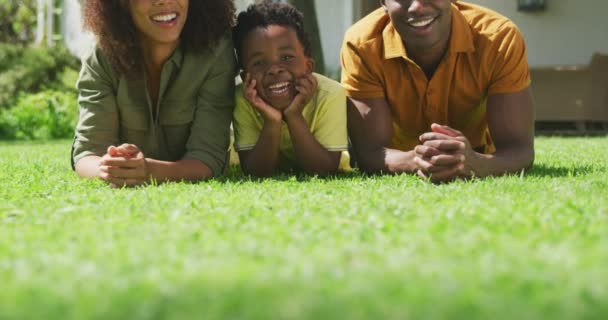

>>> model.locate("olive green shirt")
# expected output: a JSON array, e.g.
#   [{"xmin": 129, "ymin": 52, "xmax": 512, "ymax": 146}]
[{"xmin": 72, "ymin": 37, "xmax": 236, "ymax": 176}]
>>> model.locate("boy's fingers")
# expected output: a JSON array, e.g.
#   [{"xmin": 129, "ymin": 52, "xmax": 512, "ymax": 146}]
[
  {"xmin": 296, "ymin": 82, "xmax": 314, "ymax": 98},
  {"xmin": 291, "ymin": 92, "xmax": 307, "ymax": 106},
  {"xmin": 304, "ymin": 73, "xmax": 317, "ymax": 88},
  {"xmin": 243, "ymin": 73, "xmax": 251, "ymax": 85},
  {"xmin": 306, "ymin": 74, "xmax": 318, "ymax": 89},
  {"xmin": 245, "ymin": 75, "xmax": 256, "ymax": 92}
]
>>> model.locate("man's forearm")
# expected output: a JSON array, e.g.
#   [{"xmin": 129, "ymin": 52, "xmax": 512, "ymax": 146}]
[
  {"xmin": 469, "ymin": 144, "xmax": 534, "ymax": 178},
  {"xmin": 356, "ymin": 147, "xmax": 418, "ymax": 174}
]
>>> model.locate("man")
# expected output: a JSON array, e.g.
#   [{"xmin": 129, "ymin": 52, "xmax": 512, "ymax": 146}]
[{"xmin": 341, "ymin": 0, "xmax": 534, "ymax": 182}]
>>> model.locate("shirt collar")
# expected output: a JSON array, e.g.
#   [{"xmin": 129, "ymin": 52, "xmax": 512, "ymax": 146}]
[
  {"xmin": 168, "ymin": 45, "xmax": 184, "ymax": 69},
  {"xmin": 383, "ymin": 4, "xmax": 475, "ymax": 60}
]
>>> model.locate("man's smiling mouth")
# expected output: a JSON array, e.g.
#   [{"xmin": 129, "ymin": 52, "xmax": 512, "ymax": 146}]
[{"xmin": 408, "ymin": 16, "xmax": 437, "ymax": 28}]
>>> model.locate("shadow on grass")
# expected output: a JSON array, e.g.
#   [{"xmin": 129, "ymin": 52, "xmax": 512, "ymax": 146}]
[
  {"xmin": 215, "ymin": 163, "xmax": 606, "ymax": 184},
  {"xmin": 214, "ymin": 165, "xmax": 378, "ymax": 183},
  {"xmin": 526, "ymin": 163, "xmax": 604, "ymax": 178}
]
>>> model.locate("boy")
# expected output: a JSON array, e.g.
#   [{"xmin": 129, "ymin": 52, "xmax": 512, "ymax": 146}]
[{"xmin": 232, "ymin": 0, "xmax": 349, "ymax": 177}]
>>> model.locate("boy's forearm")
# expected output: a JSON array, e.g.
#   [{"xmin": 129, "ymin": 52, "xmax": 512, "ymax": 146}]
[
  {"xmin": 285, "ymin": 113, "xmax": 340, "ymax": 175},
  {"xmin": 241, "ymin": 120, "xmax": 282, "ymax": 177}
]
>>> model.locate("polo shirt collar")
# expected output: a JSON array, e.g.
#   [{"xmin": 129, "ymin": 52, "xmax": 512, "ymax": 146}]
[
  {"xmin": 448, "ymin": 4, "xmax": 475, "ymax": 54},
  {"xmin": 383, "ymin": 22, "xmax": 406, "ymax": 60},
  {"xmin": 383, "ymin": 4, "xmax": 475, "ymax": 60}
]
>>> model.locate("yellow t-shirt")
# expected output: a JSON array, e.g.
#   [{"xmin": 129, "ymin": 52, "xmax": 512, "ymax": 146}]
[{"xmin": 233, "ymin": 73, "xmax": 350, "ymax": 171}]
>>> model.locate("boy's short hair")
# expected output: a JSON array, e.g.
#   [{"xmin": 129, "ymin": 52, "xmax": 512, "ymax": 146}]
[{"xmin": 233, "ymin": 0, "xmax": 313, "ymax": 65}]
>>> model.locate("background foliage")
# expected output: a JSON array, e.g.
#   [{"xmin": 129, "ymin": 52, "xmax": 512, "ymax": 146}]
[
  {"xmin": 0, "ymin": 90, "xmax": 79, "ymax": 140},
  {"xmin": 0, "ymin": 1, "xmax": 80, "ymax": 140},
  {"xmin": 0, "ymin": 0, "xmax": 37, "ymax": 44},
  {"xmin": 0, "ymin": 43, "xmax": 80, "ymax": 140}
]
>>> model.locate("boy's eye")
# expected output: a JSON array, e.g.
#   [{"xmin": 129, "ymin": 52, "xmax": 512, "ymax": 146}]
[
  {"xmin": 281, "ymin": 55, "xmax": 294, "ymax": 62},
  {"xmin": 251, "ymin": 60, "xmax": 266, "ymax": 67}
]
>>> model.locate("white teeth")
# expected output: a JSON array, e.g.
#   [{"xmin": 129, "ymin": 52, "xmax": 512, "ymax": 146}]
[
  {"xmin": 268, "ymin": 82, "xmax": 290, "ymax": 90},
  {"xmin": 268, "ymin": 82, "xmax": 290, "ymax": 95},
  {"xmin": 152, "ymin": 13, "xmax": 177, "ymax": 22},
  {"xmin": 409, "ymin": 17, "xmax": 435, "ymax": 28}
]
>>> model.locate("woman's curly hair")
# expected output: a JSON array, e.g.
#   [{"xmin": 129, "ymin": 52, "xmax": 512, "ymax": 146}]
[
  {"xmin": 83, "ymin": 0, "xmax": 235, "ymax": 77},
  {"xmin": 233, "ymin": 0, "xmax": 312, "ymax": 65}
]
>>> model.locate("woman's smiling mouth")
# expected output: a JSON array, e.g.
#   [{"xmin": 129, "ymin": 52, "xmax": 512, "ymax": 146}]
[{"xmin": 151, "ymin": 12, "xmax": 178, "ymax": 26}]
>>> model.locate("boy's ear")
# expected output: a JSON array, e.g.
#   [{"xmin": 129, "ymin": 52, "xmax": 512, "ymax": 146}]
[
  {"xmin": 306, "ymin": 57, "xmax": 315, "ymax": 73},
  {"xmin": 239, "ymin": 71, "xmax": 247, "ymax": 82}
]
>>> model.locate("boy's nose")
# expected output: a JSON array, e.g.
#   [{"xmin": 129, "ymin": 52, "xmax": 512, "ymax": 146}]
[{"xmin": 265, "ymin": 63, "xmax": 286, "ymax": 76}]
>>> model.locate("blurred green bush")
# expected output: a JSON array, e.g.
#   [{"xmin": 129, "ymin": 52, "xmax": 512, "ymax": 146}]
[
  {"xmin": 0, "ymin": 0, "xmax": 37, "ymax": 44},
  {"xmin": 0, "ymin": 43, "xmax": 80, "ymax": 140},
  {"xmin": 0, "ymin": 43, "xmax": 80, "ymax": 109},
  {"xmin": 0, "ymin": 90, "xmax": 79, "ymax": 140}
]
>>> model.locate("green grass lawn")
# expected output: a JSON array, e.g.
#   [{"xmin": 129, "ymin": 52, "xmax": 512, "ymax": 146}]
[{"xmin": 1, "ymin": 137, "xmax": 607, "ymax": 320}]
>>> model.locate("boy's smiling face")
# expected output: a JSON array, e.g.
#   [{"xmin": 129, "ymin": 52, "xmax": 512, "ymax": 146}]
[{"xmin": 240, "ymin": 25, "xmax": 314, "ymax": 111}]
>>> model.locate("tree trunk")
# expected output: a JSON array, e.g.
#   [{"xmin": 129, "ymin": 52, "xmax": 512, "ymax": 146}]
[
  {"xmin": 287, "ymin": 0, "xmax": 325, "ymax": 75},
  {"xmin": 35, "ymin": 0, "xmax": 46, "ymax": 45}
]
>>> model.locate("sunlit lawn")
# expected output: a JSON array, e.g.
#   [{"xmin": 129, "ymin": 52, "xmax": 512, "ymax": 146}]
[{"xmin": 1, "ymin": 137, "xmax": 607, "ymax": 319}]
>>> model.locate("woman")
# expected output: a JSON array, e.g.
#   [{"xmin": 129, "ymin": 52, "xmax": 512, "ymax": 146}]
[{"xmin": 72, "ymin": 0, "xmax": 236, "ymax": 187}]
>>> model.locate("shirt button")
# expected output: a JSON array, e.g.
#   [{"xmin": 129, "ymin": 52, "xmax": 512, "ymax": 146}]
[{"xmin": 427, "ymin": 88, "xmax": 434, "ymax": 95}]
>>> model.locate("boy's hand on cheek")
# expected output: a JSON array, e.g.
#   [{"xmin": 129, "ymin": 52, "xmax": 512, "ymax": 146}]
[
  {"xmin": 243, "ymin": 73, "xmax": 282, "ymax": 124},
  {"xmin": 283, "ymin": 73, "xmax": 317, "ymax": 120}
]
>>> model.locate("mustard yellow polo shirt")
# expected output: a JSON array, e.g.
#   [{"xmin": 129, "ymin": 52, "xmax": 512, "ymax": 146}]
[
  {"xmin": 341, "ymin": 2, "xmax": 531, "ymax": 153},
  {"xmin": 72, "ymin": 37, "xmax": 236, "ymax": 176},
  {"xmin": 233, "ymin": 73, "xmax": 350, "ymax": 171}
]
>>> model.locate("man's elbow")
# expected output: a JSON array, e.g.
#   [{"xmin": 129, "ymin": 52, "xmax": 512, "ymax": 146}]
[
  {"xmin": 301, "ymin": 161, "xmax": 340, "ymax": 177},
  {"xmin": 523, "ymin": 146, "xmax": 535, "ymax": 170},
  {"xmin": 242, "ymin": 166, "xmax": 274, "ymax": 178},
  {"xmin": 352, "ymin": 151, "xmax": 385, "ymax": 175}
]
